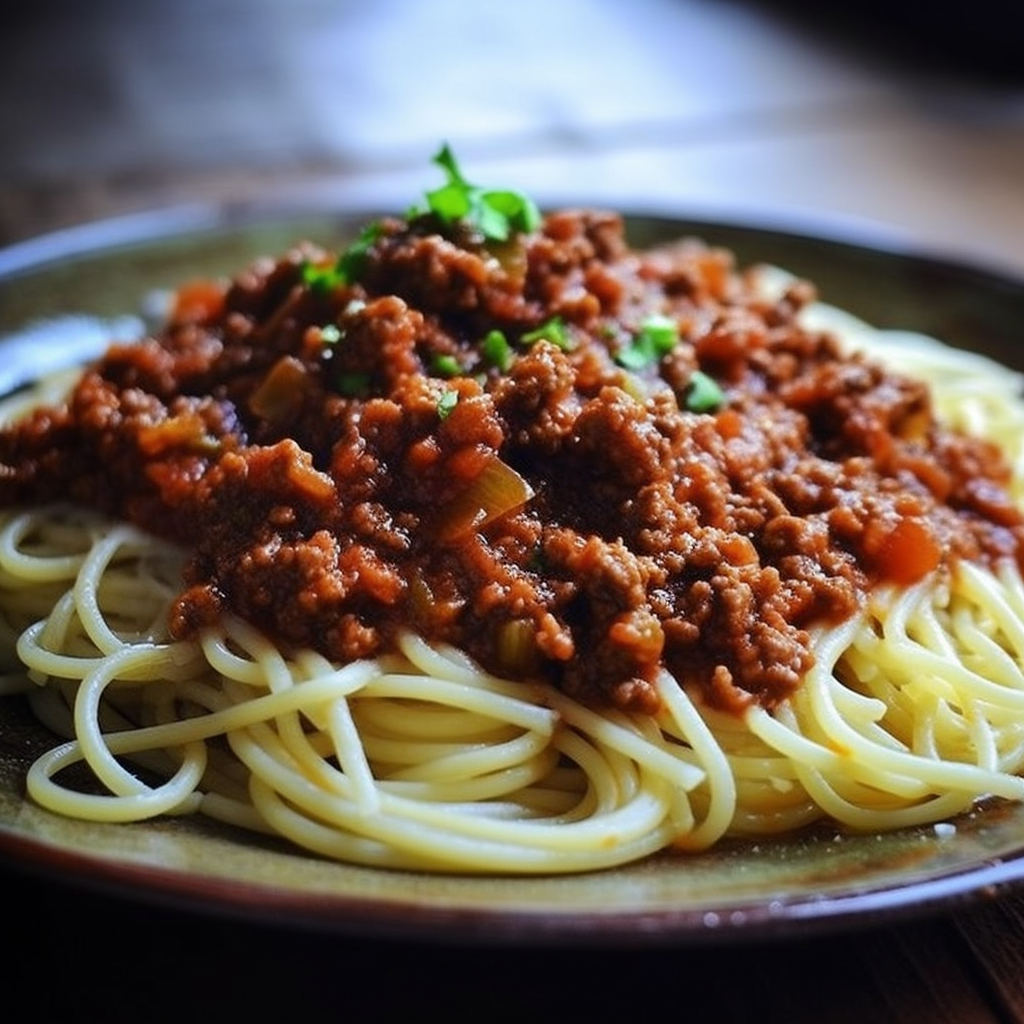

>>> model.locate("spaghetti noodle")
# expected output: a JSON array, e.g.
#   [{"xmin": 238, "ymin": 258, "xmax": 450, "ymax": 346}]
[{"xmin": 2, "ymin": 154, "xmax": 1024, "ymax": 874}]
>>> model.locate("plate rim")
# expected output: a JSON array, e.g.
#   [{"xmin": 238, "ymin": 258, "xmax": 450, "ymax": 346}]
[{"xmin": 3, "ymin": 811, "xmax": 1023, "ymax": 947}]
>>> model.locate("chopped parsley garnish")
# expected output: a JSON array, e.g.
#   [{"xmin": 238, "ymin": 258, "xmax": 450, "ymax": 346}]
[
  {"xmin": 482, "ymin": 329, "xmax": 514, "ymax": 371},
  {"xmin": 302, "ymin": 261, "xmax": 343, "ymax": 293},
  {"xmin": 521, "ymin": 317, "xmax": 571, "ymax": 351},
  {"xmin": 414, "ymin": 143, "xmax": 541, "ymax": 242},
  {"xmin": 337, "ymin": 221, "xmax": 383, "ymax": 282},
  {"xmin": 685, "ymin": 370, "xmax": 725, "ymax": 413},
  {"xmin": 431, "ymin": 353, "xmax": 462, "ymax": 378},
  {"xmin": 616, "ymin": 314, "xmax": 679, "ymax": 370},
  {"xmin": 437, "ymin": 388, "xmax": 459, "ymax": 419},
  {"xmin": 302, "ymin": 222, "xmax": 383, "ymax": 292}
]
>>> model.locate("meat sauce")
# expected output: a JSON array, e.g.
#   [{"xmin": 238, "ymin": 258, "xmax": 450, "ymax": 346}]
[{"xmin": 1, "ymin": 207, "xmax": 1022, "ymax": 715}]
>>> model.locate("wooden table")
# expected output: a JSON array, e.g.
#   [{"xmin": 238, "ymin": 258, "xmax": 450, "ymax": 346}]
[{"xmin": 3, "ymin": 2, "xmax": 1024, "ymax": 1019}]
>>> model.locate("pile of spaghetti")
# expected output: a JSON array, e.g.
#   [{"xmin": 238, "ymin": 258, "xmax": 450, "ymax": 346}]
[{"xmin": 2, "ymin": 148, "xmax": 1024, "ymax": 874}]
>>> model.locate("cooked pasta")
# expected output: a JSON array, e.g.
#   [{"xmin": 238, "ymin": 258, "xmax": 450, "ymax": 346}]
[
  {"xmin": 2, "ymin": 151, "xmax": 1024, "ymax": 873},
  {"xmin": 2, "ymin": 276, "xmax": 1024, "ymax": 873},
  {"xmin": 1, "ymin": 504, "xmax": 705, "ymax": 872}
]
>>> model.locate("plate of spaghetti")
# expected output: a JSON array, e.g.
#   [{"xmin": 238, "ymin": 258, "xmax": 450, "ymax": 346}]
[{"xmin": 3, "ymin": 148, "xmax": 1024, "ymax": 944}]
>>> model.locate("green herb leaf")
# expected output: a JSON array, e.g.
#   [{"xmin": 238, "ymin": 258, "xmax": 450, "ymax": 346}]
[
  {"xmin": 482, "ymin": 329, "xmax": 513, "ymax": 371},
  {"xmin": 437, "ymin": 388, "xmax": 459, "ymax": 419},
  {"xmin": 433, "ymin": 142, "xmax": 472, "ymax": 190},
  {"xmin": 302, "ymin": 261, "xmax": 344, "ymax": 293},
  {"xmin": 615, "ymin": 314, "xmax": 680, "ymax": 370},
  {"xmin": 685, "ymin": 370, "xmax": 725, "ymax": 413},
  {"xmin": 337, "ymin": 221, "xmax": 383, "ymax": 283},
  {"xmin": 431, "ymin": 353, "xmax": 461, "ymax": 378},
  {"xmin": 420, "ymin": 143, "xmax": 541, "ymax": 242},
  {"xmin": 640, "ymin": 314, "xmax": 679, "ymax": 354},
  {"xmin": 302, "ymin": 222, "xmax": 382, "ymax": 293},
  {"xmin": 521, "ymin": 317, "xmax": 571, "ymax": 351},
  {"xmin": 615, "ymin": 344, "xmax": 653, "ymax": 372}
]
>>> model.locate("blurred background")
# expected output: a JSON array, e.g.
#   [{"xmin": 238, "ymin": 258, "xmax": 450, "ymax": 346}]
[{"xmin": 2, "ymin": 0, "xmax": 1022, "ymax": 276}]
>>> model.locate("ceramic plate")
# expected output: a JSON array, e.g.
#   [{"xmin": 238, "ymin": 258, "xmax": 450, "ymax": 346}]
[{"xmin": 3, "ymin": 199, "xmax": 1024, "ymax": 946}]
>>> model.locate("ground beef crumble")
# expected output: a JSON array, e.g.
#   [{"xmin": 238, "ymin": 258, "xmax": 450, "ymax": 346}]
[{"xmin": 1, "ymin": 207, "xmax": 1021, "ymax": 716}]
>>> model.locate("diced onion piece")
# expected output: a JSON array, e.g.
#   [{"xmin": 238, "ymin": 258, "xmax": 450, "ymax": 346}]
[
  {"xmin": 434, "ymin": 454, "xmax": 534, "ymax": 542},
  {"xmin": 495, "ymin": 618, "xmax": 542, "ymax": 676},
  {"xmin": 136, "ymin": 410, "xmax": 219, "ymax": 455},
  {"xmin": 249, "ymin": 356, "xmax": 307, "ymax": 423},
  {"xmin": 619, "ymin": 371, "xmax": 651, "ymax": 403}
]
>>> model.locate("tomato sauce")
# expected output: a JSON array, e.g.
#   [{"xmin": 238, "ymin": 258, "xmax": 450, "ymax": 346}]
[{"xmin": 1, "ymin": 208, "xmax": 1021, "ymax": 714}]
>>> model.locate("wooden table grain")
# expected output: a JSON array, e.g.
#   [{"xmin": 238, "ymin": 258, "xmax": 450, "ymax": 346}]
[{"xmin": 3, "ymin": 2, "xmax": 1024, "ymax": 1020}]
